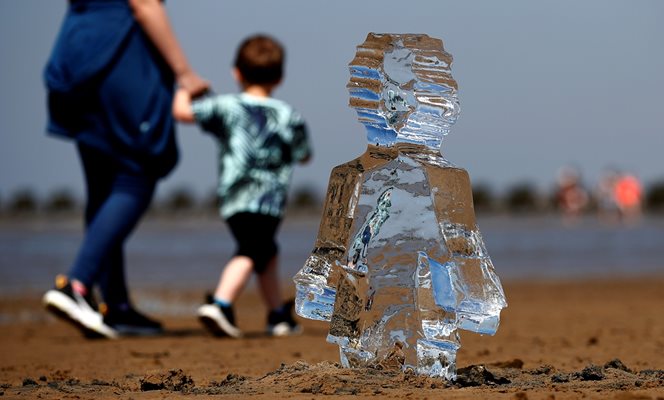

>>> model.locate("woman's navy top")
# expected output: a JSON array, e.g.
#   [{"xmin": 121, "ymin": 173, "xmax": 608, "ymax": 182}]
[{"xmin": 44, "ymin": 0, "xmax": 177, "ymax": 178}]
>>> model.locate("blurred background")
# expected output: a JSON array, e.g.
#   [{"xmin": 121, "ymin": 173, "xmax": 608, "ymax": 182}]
[{"xmin": 1, "ymin": 1, "xmax": 663, "ymax": 298}]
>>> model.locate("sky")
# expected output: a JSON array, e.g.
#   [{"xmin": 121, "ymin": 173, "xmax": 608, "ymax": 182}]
[{"xmin": 1, "ymin": 0, "xmax": 663, "ymax": 202}]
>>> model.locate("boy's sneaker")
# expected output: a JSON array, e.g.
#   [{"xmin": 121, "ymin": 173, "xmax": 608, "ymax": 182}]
[
  {"xmin": 43, "ymin": 275, "xmax": 117, "ymax": 339},
  {"xmin": 197, "ymin": 298, "xmax": 243, "ymax": 338},
  {"xmin": 267, "ymin": 300, "xmax": 302, "ymax": 337},
  {"xmin": 102, "ymin": 304, "xmax": 163, "ymax": 337}
]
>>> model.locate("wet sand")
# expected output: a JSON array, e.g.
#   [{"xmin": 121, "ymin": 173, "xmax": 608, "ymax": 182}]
[{"xmin": 1, "ymin": 278, "xmax": 663, "ymax": 399}]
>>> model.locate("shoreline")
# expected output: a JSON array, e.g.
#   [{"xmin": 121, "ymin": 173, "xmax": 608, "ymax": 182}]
[{"xmin": 3, "ymin": 213, "xmax": 664, "ymax": 294}]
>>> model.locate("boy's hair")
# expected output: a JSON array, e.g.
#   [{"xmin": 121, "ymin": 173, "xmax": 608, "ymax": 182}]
[{"xmin": 234, "ymin": 34, "xmax": 284, "ymax": 85}]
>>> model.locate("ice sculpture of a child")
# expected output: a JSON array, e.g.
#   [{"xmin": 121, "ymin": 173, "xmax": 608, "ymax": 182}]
[{"xmin": 294, "ymin": 33, "xmax": 507, "ymax": 379}]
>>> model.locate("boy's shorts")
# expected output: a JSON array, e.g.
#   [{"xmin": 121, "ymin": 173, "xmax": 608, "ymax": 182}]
[{"xmin": 226, "ymin": 212, "xmax": 281, "ymax": 274}]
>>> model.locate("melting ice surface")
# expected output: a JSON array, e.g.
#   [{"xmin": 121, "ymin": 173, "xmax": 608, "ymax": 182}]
[{"xmin": 293, "ymin": 33, "xmax": 506, "ymax": 380}]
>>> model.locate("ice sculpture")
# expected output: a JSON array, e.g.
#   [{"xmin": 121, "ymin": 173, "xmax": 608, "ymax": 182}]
[{"xmin": 293, "ymin": 33, "xmax": 507, "ymax": 380}]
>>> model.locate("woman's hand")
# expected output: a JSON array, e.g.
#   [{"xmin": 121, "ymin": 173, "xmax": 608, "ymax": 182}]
[{"xmin": 177, "ymin": 70, "xmax": 209, "ymax": 97}]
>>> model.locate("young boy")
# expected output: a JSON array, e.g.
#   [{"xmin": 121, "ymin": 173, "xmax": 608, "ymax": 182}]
[{"xmin": 173, "ymin": 34, "xmax": 312, "ymax": 337}]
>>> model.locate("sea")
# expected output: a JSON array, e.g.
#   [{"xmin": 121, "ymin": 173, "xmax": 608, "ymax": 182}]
[{"xmin": 1, "ymin": 214, "xmax": 663, "ymax": 298}]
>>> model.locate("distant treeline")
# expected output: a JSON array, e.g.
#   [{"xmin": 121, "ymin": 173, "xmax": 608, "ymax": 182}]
[
  {"xmin": 0, "ymin": 186, "xmax": 322, "ymax": 217},
  {"xmin": 2, "ymin": 180, "xmax": 664, "ymax": 216}
]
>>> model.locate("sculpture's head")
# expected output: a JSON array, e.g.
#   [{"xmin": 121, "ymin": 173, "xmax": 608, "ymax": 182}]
[{"xmin": 348, "ymin": 33, "xmax": 460, "ymax": 148}]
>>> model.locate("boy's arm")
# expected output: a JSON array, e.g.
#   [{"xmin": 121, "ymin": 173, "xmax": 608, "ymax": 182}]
[
  {"xmin": 291, "ymin": 117, "xmax": 312, "ymax": 164},
  {"xmin": 172, "ymin": 88, "xmax": 195, "ymax": 123},
  {"xmin": 174, "ymin": 90, "xmax": 227, "ymax": 137}
]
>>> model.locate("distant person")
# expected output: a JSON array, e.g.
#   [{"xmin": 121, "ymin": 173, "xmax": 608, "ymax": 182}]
[
  {"xmin": 614, "ymin": 172, "xmax": 643, "ymax": 223},
  {"xmin": 555, "ymin": 166, "xmax": 588, "ymax": 223},
  {"xmin": 173, "ymin": 34, "xmax": 312, "ymax": 337},
  {"xmin": 42, "ymin": 0, "xmax": 208, "ymax": 338},
  {"xmin": 595, "ymin": 168, "xmax": 620, "ymax": 223}
]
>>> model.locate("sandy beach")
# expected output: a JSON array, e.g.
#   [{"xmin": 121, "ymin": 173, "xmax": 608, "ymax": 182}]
[{"xmin": 1, "ymin": 277, "xmax": 663, "ymax": 399}]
